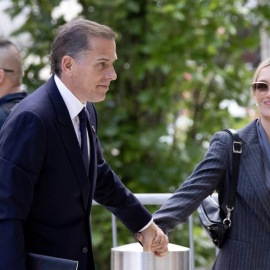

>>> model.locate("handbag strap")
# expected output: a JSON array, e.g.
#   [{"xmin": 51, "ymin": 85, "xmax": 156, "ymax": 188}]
[{"xmin": 222, "ymin": 129, "xmax": 242, "ymax": 226}]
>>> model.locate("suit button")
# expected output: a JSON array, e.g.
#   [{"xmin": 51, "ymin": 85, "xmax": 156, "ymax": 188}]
[{"xmin": 82, "ymin": 247, "xmax": 88, "ymax": 253}]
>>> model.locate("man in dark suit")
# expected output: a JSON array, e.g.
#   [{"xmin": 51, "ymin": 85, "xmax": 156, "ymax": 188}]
[
  {"xmin": 0, "ymin": 19, "xmax": 168, "ymax": 270},
  {"xmin": 0, "ymin": 40, "xmax": 27, "ymax": 128}
]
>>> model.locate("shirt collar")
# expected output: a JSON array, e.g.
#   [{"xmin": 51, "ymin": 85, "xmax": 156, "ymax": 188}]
[{"xmin": 54, "ymin": 75, "xmax": 85, "ymax": 120}]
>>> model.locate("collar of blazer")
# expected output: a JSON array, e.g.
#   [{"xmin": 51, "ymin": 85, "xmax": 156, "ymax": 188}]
[
  {"xmin": 237, "ymin": 119, "xmax": 270, "ymax": 221},
  {"xmin": 44, "ymin": 76, "xmax": 94, "ymax": 213}
]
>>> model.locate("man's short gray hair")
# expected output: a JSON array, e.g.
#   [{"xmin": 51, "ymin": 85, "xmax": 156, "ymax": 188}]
[{"xmin": 50, "ymin": 19, "xmax": 116, "ymax": 76}]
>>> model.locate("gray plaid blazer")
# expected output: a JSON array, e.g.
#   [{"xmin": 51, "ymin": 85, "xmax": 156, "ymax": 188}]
[{"xmin": 154, "ymin": 119, "xmax": 270, "ymax": 269}]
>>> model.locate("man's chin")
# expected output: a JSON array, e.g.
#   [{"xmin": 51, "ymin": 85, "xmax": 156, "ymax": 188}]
[{"xmin": 90, "ymin": 95, "xmax": 106, "ymax": 103}]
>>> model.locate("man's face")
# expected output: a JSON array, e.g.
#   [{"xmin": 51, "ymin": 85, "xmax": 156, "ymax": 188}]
[{"xmin": 68, "ymin": 37, "xmax": 117, "ymax": 103}]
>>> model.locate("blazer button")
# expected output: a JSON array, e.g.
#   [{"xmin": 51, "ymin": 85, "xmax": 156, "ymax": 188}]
[{"xmin": 82, "ymin": 247, "xmax": 88, "ymax": 253}]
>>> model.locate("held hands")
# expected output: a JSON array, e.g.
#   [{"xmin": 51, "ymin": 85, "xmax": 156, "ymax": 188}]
[{"xmin": 136, "ymin": 222, "xmax": 169, "ymax": 257}]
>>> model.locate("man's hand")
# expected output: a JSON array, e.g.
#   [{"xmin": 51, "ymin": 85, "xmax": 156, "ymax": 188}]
[{"xmin": 136, "ymin": 222, "xmax": 169, "ymax": 257}]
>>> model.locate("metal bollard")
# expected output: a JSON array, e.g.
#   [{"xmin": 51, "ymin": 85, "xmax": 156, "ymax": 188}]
[{"xmin": 111, "ymin": 243, "xmax": 189, "ymax": 270}]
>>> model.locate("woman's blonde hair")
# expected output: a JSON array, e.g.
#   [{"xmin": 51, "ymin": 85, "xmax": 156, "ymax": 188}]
[{"xmin": 253, "ymin": 58, "xmax": 270, "ymax": 83}]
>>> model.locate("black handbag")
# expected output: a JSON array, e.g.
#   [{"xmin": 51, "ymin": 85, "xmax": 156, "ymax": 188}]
[{"xmin": 197, "ymin": 129, "xmax": 242, "ymax": 249}]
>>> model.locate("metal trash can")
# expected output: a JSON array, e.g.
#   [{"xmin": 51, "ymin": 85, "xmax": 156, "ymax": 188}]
[{"xmin": 111, "ymin": 243, "xmax": 189, "ymax": 270}]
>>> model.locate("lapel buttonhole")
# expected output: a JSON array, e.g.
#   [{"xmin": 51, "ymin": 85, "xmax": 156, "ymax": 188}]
[{"xmin": 92, "ymin": 126, "xmax": 96, "ymax": 133}]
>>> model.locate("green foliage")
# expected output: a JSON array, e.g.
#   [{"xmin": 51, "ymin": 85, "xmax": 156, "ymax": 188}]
[{"xmin": 4, "ymin": 0, "xmax": 270, "ymax": 268}]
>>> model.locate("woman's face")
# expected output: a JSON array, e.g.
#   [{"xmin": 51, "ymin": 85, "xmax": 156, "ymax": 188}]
[{"xmin": 254, "ymin": 65, "xmax": 270, "ymax": 123}]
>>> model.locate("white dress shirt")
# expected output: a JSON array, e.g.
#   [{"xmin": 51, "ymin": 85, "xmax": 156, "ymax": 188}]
[
  {"xmin": 54, "ymin": 75, "xmax": 90, "ymax": 156},
  {"xmin": 54, "ymin": 75, "xmax": 152, "ymax": 232}
]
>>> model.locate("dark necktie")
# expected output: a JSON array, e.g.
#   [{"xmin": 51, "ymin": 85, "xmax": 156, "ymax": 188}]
[{"xmin": 78, "ymin": 107, "xmax": 89, "ymax": 175}]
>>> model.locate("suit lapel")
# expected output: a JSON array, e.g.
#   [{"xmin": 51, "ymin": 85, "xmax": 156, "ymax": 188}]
[
  {"xmin": 239, "ymin": 120, "xmax": 270, "ymax": 220},
  {"xmin": 45, "ymin": 77, "xmax": 90, "ymax": 212}
]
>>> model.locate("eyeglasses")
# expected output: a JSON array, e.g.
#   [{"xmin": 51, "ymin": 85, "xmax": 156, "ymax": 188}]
[
  {"xmin": 0, "ymin": 68, "xmax": 14, "ymax": 73},
  {"xmin": 252, "ymin": 82, "xmax": 270, "ymax": 97}
]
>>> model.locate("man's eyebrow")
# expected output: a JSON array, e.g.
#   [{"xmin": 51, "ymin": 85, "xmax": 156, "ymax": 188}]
[
  {"xmin": 96, "ymin": 57, "xmax": 118, "ymax": 62},
  {"xmin": 96, "ymin": 58, "xmax": 110, "ymax": 62}
]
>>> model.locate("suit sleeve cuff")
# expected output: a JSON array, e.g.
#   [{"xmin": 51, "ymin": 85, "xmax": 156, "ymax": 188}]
[{"xmin": 138, "ymin": 218, "xmax": 153, "ymax": 232}]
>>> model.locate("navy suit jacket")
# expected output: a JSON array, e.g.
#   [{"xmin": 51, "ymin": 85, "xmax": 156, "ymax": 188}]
[
  {"xmin": 154, "ymin": 120, "xmax": 270, "ymax": 269},
  {"xmin": 0, "ymin": 76, "xmax": 152, "ymax": 270}
]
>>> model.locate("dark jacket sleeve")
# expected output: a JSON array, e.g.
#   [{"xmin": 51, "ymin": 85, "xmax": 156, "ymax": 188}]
[
  {"xmin": 88, "ymin": 103, "xmax": 152, "ymax": 233},
  {"xmin": 153, "ymin": 131, "xmax": 232, "ymax": 234},
  {"xmin": 0, "ymin": 107, "xmax": 7, "ymax": 129},
  {"xmin": 0, "ymin": 111, "xmax": 46, "ymax": 269}
]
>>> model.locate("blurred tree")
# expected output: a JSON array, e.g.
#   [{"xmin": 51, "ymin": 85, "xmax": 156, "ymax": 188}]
[{"xmin": 4, "ymin": 0, "xmax": 270, "ymax": 268}]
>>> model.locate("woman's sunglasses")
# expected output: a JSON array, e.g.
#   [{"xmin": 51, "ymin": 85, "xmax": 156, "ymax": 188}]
[{"xmin": 251, "ymin": 82, "xmax": 270, "ymax": 97}]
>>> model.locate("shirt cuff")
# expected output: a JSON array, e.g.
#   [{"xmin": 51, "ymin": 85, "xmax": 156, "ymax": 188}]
[{"xmin": 138, "ymin": 218, "xmax": 153, "ymax": 232}]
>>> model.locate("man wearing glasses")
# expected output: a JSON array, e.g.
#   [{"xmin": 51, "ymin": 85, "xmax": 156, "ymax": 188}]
[{"xmin": 0, "ymin": 40, "xmax": 27, "ymax": 128}]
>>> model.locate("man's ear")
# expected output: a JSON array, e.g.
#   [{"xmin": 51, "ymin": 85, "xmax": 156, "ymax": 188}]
[
  {"xmin": 61, "ymin": 56, "xmax": 74, "ymax": 76},
  {"xmin": 0, "ymin": 69, "xmax": 6, "ymax": 84}
]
